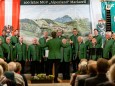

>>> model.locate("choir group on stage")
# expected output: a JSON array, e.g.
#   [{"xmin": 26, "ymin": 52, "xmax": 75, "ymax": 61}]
[{"xmin": 0, "ymin": 28, "xmax": 115, "ymax": 82}]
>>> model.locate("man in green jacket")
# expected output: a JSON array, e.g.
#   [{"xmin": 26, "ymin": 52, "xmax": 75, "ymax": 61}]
[
  {"xmin": 0, "ymin": 38, "xmax": 4, "ymax": 58},
  {"xmin": 60, "ymin": 37, "xmax": 72, "ymax": 80},
  {"xmin": 111, "ymin": 33, "xmax": 115, "ymax": 56},
  {"xmin": 85, "ymin": 33, "xmax": 93, "ymax": 59},
  {"xmin": 77, "ymin": 36, "xmax": 86, "ymax": 60},
  {"xmin": 0, "ymin": 30, "xmax": 7, "ymax": 43},
  {"xmin": 45, "ymin": 31, "xmax": 69, "ymax": 83},
  {"xmin": 93, "ymin": 29, "xmax": 102, "ymax": 48},
  {"xmin": 2, "ymin": 37, "xmax": 13, "ymax": 62},
  {"xmin": 10, "ymin": 29, "xmax": 19, "ymax": 59},
  {"xmin": 39, "ymin": 31, "xmax": 49, "ymax": 73},
  {"xmin": 15, "ymin": 37, "xmax": 27, "ymax": 74},
  {"xmin": 103, "ymin": 32, "xmax": 114, "ymax": 59},
  {"xmin": 28, "ymin": 38, "xmax": 41, "ymax": 76},
  {"xmin": 89, "ymin": 38, "xmax": 103, "ymax": 60},
  {"xmin": 70, "ymin": 28, "xmax": 80, "ymax": 72}
]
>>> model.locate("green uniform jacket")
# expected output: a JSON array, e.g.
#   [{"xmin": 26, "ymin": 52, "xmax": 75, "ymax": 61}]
[
  {"xmin": 10, "ymin": 36, "xmax": 19, "ymax": 46},
  {"xmin": 0, "ymin": 36, "xmax": 7, "ymax": 43},
  {"xmin": 2, "ymin": 43, "xmax": 13, "ymax": 61},
  {"xmin": 0, "ymin": 45, "xmax": 4, "ymax": 58},
  {"xmin": 77, "ymin": 42, "xmax": 86, "ymax": 59},
  {"xmin": 45, "ymin": 38, "xmax": 69, "ymax": 59},
  {"xmin": 39, "ymin": 37, "xmax": 48, "ymax": 58},
  {"xmin": 103, "ymin": 39, "xmax": 114, "ymax": 58},
  {"xmin": 70, "ymin": 34, "xmax": 80, "ymax": 58},
  {"xmin": 89, "ymin": 43, "xmax": 101, "ymax": 60},
  {"xmin": 85, "ymin": 40, "xmax": 92, "ymax": 50},
  {"xmin": 61, "ymin": 45, "xmax": 72, "ymax": 62},
  {"xmin": 10, "ymin": 36, "xmax": 19, "ymax": 61},
  {"xmin": 15, "ymin": 43, "xmax": 27, "ymax": 61},
  {"xmin": 112, "ymin": 41, "xmax": 115, "ymax": 56},
  {"xmin": 94, "ymin": 35, "xmax": 102, "ymax": 48},
  {"xmin": 28, "ymin": 44, "xmax": 41, "ymax": 61}
]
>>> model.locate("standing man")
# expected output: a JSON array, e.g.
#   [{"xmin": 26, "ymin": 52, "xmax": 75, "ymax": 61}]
[
  {"xmin": 28, "ymin": 38, "xmax": 41, "ymax": 76},
  {"xmin": 45, "ymin": 31, "xmax": 68, "ymax": 83},
  {"xmin": 0, "ymin": 30, "xmax": 7, "ymax": 43},
  {"xmin": 111, "ymin": 33, "xmax": 115, "ymax": 56},
  {"xmin": 2, "ymin": 37, "xmax": 13, "ymax": 62},
  {"xmin": 89, "ymin": 38, "xmax": 102, "ymax": 60},
  {"xmin": 11, "ymin": 29, "xmax": 19, "ymax": 45},
  {"xmin": 11, "ymin": 29, "xmax": 20, "ymax": 60},
  {"xmin": 15, "ymin": 37, "xmax": 27, "ymax": 74},
  {"xmin": 70, "ymin": 28, "xmax": 80, "ymax": 72},
  {"xmin": 0, "ymin": 38, "xmax": 4, "ymax": 58},
  {"xmin": 57, "ymin": 29, "xmax": 65, "ymax": 39},
  {"xmin": 93, "ymin": 29, "xmax": 102, "ymax": 48},
  {"xmin": 39, "ymin": 31, "xmax": 49, "ymax": 73},
  {"xmin": 103, "ymin": 32, "xmax": 114, "ymax": 59},
  {"xmin": 77, "ymin": 36, "xmax": 86, "ymax": 61},
  {"xmin": 61, "ymin": 37, "xmax": 71, "ymax": 80},
  {"xmin": 85, "ymin": 33, "xmax": 93, "ymax": 59}
]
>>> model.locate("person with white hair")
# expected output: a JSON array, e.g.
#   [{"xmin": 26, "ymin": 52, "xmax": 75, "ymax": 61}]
[
  {"xmin": 15, "ymin": 36, "xmax": 27, "ymax": 74},
  {"xmin": 0, "ymin": 65, "xmax": 15, "ymax": 86},
  {"xmin": 8, "ymin": 62, "xmax": 25, "ymax": 86},
  {"xmin": 2, "ymin": 37, "xmax": 13, "ymax": 62},
  {"xmin": 103, "ymin": 32, "xmax": 114, "ymax": 59},
  {"xmin": 76, "ymin": 36, "xmax": 86, "ymax": 69},
  {"xmin": 28, "ymin": 38, "xmax": 41, "ymax": 76}
]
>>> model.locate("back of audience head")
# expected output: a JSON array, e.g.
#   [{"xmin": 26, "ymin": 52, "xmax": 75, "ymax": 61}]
[
  {"xmin": 78, "ymin": 59, "xmax": 88, "ymax": 74},
  {"xmin": 97, "ymin": 58, "xmax": 109, "ymax": 74},
  {"xmin": 0, "ymin": 65, "xmax": 3, "ymax": 77},
  {"xmin": 88, "ymin": 60, "xmax": 97, "ymax": 74},
  {"xmin": 108, "ymin": 64, "xmax": 115, "ymax": 83},
  {"xmin": 8, "ymin": 62, "xmax": 16, "ymax": 72},
  {"xmin": 0, "ymin": 61, "xmax": 8, "ymax": 72},
  {"xmin": 109, "ymin": 55, "xmax": 115, "ymax": 66},
  {"xmin": 15, "ymin": 62, "xmax": 22, "ymax": 73}
]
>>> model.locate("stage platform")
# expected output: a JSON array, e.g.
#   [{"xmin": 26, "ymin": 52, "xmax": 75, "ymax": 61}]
[{"xmin": 28, "ymin": 83, "xmax": 70, "ymax": 86}]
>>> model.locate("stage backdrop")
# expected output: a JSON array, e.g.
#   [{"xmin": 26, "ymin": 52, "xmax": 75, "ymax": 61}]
[
  {"xmin": 20, "ymin": 0, "xmax": 92, "ymax": 44},
  {"xmin": 0, "ymin": 0, "xmax": 102, "ymax": 44}
]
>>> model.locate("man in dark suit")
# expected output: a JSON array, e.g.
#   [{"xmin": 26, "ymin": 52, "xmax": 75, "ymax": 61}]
[{"xmin": 84, "ymin": 58, "xmax": 109, "ymax": 86}]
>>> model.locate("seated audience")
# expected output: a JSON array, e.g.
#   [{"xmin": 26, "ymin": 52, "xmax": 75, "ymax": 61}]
[
  {"xmin": 76, "ymin": 60, "xmax": 97, "ymax": 86},
  {"xmin": 70, "ymin": 59, "xmax": 88, "ymax": 86},
  {"xmin": 84, "ymin": 58, "xmax": 109, "ymax": 86},
  {"xmin": 15, "ymin": 62, "xmax": 28, "ymax": 86},
  {"xmin": 8, "ymin": 62, "xmax": 25, "ymax": 86},
  {"xmin": 0, "ymin": 65, "xmax": 15, "ymax": 86},
  {"xmin": 97, "ymin": 64, "xmax": 115, "ymax": 86}
]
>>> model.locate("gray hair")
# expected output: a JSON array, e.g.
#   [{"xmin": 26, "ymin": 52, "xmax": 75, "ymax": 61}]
[{"xmin": 8, "ymin": 62, "xmax": 16, "ymax": 72}]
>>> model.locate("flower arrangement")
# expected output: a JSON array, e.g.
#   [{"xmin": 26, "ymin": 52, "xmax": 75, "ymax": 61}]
[{"xmin": 32, "ymin": 74, "xmax": 54, "ymax": 80}]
